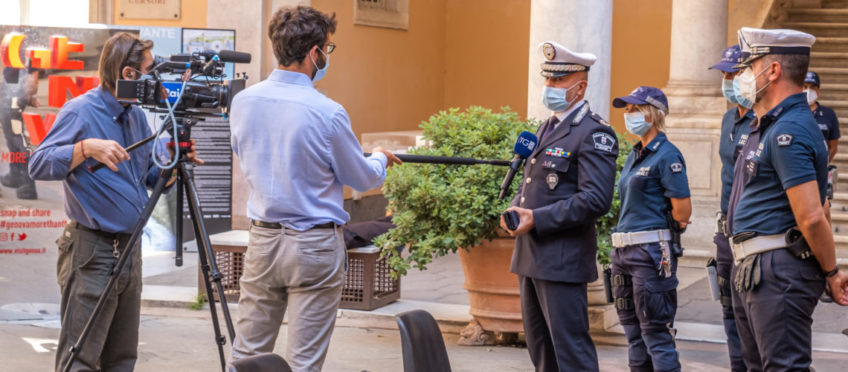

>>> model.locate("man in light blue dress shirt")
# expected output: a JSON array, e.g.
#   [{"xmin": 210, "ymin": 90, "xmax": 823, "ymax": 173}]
[{"xmin": 229, "ymin": 6, "xmax": 399, "ymax": 371}]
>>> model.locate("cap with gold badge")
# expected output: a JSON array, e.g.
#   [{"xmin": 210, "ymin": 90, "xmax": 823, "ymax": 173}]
[
  {"xmin": 734, "ymin": 27, "xmax": 815, "ymax": 68},
  {"xmin": 539, "ymin": 41, "xmax": 597, "ymax": 78}
]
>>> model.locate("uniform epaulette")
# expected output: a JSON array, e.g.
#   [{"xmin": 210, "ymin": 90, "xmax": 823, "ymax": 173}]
[{"xmin": 589, "ymin": 112, "xmax": 610, "ymax": 127}]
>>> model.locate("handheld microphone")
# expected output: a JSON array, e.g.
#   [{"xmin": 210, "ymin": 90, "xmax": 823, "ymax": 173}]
[{"xmin": 498, "ymin": 131, "xmax": 538, "ymax": 200}]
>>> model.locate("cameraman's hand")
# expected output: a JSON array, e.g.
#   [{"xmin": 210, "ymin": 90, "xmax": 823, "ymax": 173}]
[
  {"xmin": 372, "ymin": 146, "xmax": 402, "ymax": 168},
  {"xmin": 83, "ymin": 138, "xmax": 130, "ymax": 172},
  {"xmin": 168, "ymin": 139, "xmax": 204, "ymax": 165}
]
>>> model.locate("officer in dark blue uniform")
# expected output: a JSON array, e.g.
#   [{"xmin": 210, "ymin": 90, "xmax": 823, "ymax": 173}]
[
  {"xmin": 707, "ymin": 44, "xmax": 753, "ymax": 372},
  {"xmin": 500, "ymin": 40, "xmax": 618, "ymax": 372},
  {"xmin": 803, "ymin": 71, "xmax": 840, "ymax": 202},
  {"xmin": 803, "ymin": 71, "xmax": 840, "ymax": 163},
  {"xmin": 609, "ymin": 86, "xmax": 691, "ymax": 372},
  {"xmin": 727, "ymin": 27, "xmax": 848, "ymax": 371}
]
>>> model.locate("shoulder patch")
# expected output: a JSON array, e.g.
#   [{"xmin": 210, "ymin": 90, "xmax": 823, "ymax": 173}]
[
  {"xmin": 776, "ymin": 134, "xmax": 793, "ymax": 147},
  {"xmin": 592, "ymin": 132, "xmax": 616, "ymax": 152},
  {"xmin": 670, "ymin": 162, "xmax": 683, "ymax": 173}
]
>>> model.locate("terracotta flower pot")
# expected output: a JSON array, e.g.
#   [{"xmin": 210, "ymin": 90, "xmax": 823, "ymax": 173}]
[{"xmin": 458, "ymin": 235, "xmax": 523, "ymax": 334}]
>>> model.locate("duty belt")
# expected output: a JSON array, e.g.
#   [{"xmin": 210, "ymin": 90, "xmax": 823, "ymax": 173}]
[
  {"xmin": 730, "ymin": 228, "xmax": 812, "ymax": 263},
  {"xmin": 611, "ymin": 229, "xmax": 672, "ymax": 248}
]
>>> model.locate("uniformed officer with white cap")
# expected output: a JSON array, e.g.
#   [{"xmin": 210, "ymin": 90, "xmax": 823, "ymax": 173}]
[
  {"xmin": 727, "ymin": 27, "xmax": 848, "ymax": 370},
  {"xmin": 501, "ymin": 41, "xmax": 618, "ymax": 372}
]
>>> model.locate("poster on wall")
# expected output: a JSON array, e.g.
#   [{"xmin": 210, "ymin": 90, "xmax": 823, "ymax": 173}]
[
  {"xmin": 178, "ymin": 28, "xmax": 236, "ymax": 251},
  {"xmin": 182, "ymin": 28, "xmax": 236, "ymax": 79},
  {"xmin": 0, "ymin": 26, "xmax": 137, "ymax": 257}
]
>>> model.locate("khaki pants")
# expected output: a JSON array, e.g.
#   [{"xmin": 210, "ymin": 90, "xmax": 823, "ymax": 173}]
[
  {"xmin": 231, "ymin": 225, "xmax": 346, "ymax": 372},
  {"xmin": 55, "ymin": 222, "xmax": 142, "ymax": 372}
]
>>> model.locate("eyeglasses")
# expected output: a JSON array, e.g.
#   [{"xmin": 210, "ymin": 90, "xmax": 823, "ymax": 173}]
[{"xmin": 324, "ymin": 42, "xmax": 336, "ymax": 55}]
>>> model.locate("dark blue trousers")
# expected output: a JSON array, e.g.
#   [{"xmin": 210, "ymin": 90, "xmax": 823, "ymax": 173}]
[
  {"xmin": 611, "ymin": 242, "xmax": 681, "ymax": 372},
  {"xmin": 713, "ymin": 232, "xmax": 746, "ymax": 372},
  {"xmin": 730, "ymin": 248, "xmax": 825, "ymax": 371},
  {"xmin": 519, "ymin": 276, "xmax": 598, "ymax": 372}
]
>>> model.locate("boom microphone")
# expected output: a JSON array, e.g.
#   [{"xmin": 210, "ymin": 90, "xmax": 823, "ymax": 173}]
[
  {"xmin": 170, "ymin": 49, "xmax": 252, "ymax": 64},
  {"xmin": 362, "ymin": 153, "xmax": 510, "ymax": 166},
  {"xmin": 498, "ymin": 131, "xmax": 538, "ymax": 200}
]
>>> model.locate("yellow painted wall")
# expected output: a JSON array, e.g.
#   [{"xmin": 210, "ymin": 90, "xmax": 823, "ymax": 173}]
[
  {"xmin": 609, "ymin": 0, "xmax": 673, "ymax": 133},
  {"xmin": 311, "ymin": 0, "xmax": 447, "ymax": 137},
  {"xmin": 112, "ymin": 0, "xmax": 207, "ymax": 28},
  {"xmin": 443, "ymin": 0, "xmax": 530, "ymax": 116}
]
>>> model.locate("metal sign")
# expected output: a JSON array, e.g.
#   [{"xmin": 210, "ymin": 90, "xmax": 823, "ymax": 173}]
[{"xmin": 118, "ymin": 0, "xmax": 181, "ymax": 20}]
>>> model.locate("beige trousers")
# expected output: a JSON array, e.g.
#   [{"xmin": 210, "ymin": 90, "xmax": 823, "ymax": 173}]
[{"xmin": 231, "ymin": 224, "xmax": 346, "ymax": 372}]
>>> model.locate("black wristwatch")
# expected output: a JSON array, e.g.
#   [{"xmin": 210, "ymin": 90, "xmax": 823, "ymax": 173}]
[{"xmin": 825, "ymin": 266, "xmax": 839, "ymax": 278}]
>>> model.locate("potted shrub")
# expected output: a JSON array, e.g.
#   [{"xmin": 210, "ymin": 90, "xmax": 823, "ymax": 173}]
[{"xmin": 375, "ymin": 106, "xmax": 534, "ymax": 344}]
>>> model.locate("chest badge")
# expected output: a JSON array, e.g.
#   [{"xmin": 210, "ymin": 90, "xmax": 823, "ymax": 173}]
[{"xmin": 546, "ymin": 172, "xmax": 559, "ymax": 190}]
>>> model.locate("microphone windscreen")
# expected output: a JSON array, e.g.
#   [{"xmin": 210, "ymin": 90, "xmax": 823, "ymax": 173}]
[
  {"xmin": 513, "ymin": 131, "xmax": 538, "ymax": 158},
  {"xmin": 218, "ymin": 50, "xmax": 252, "ymax": 64}
]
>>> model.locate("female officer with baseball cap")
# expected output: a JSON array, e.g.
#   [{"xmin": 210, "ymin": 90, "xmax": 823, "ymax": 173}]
[{"xmin": 609, "ymin": 86, "xmax": 691, "ymax": 372}]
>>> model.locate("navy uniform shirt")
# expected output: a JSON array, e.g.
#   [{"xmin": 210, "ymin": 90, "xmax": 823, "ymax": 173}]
[
  {"xmin": 729, "ymin": 93, "xmax": 828, "ymax": 236},
  {"xmin": 718, "ymin": 108, "xmax": 755, "ymax": 213},
  {"xmin": 616, "ymin": 132, "xmax": 690, "ymax": 233},
  {"xmin": 812, "ymin": 102, "xmax": 840, "ymax": 143},
  {"xmin": 29, "ymin": 87, "xmax": 167, "ymax": 233}
]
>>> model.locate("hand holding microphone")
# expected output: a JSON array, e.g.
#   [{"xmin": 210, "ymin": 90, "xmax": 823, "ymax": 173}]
[{"xmin": 498, "ymin": 131, "xmax": 538, "ymax": 200}]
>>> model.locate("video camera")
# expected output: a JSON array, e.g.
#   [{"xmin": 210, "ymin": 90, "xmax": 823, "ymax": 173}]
[{"xmin": 115, "ymin": 49, "xmax": 251, "ymax": 114}]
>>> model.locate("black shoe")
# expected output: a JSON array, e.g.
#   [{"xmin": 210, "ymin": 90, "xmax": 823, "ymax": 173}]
[
  {"xmin": 0, "ymin": 172, "xmax": 25, "ymax": 188},
  {"xmin": 16, "ymin": 183, "xmax": 37, "ymax": 200}
]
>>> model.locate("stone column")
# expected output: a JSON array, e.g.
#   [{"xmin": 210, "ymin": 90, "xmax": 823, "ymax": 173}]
[
  {"xmin": 207, "ymin": 0, "xmax": 309, "ymax": 230},
  {"xmin": 663, "ymin": 0, "xmax": 729, "ymax": 252},
  {"xmin": 526, "ymin": 0, "xmax": 614, "ymax": 331},
  {"xmin": 527, "ymin": 0, "xmax": 612, "ymax": 121}
]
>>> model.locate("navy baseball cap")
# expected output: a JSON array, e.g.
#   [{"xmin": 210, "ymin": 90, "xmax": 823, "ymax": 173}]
[
  {"xmin": 709, "ymin": 45, "xmax": 742, "ymax": 73},
  {"xmin": 612, "ymin": 86, "xmax": 669, "ymax": 114},
  {"xmin": 805, "ymin": 71, "xmax": 820, "ymax": 87}
]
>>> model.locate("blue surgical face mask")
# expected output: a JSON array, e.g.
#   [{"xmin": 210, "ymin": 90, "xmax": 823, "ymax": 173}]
[
  {"xmin": 542, "ymin": 81, "xmax": 581, "ymax": 112},
  {"xmin": 624, "ymin": 112, "xmax": 652, "ymax": 136},
  {"xmin": 311, "ymin": 49, "xmax": 330, "ymax": 82},
  {"xmin": 732, "ymin": 74, "xmax": 752, "ymax": 109},
  {"xmin": 722, "ymin": 78, "xmax": 738, "ymax": 104}
]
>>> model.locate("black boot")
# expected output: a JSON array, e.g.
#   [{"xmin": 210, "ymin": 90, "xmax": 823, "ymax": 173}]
[
  {"xmin": 0, "ymin": 171, "xmax": 25, "ymax": 188},
  {"xmin": 1, "ymin": 163, "xmax": 30, "ymax": 188},
  {"xmin": 15, "ymin": 182, "xmax": 37, "ymax": 200}
]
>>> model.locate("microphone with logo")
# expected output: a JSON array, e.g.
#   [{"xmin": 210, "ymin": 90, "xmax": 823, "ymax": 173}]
[{"xmin": 498, "ymin": 131, "xmax": 538, "ymax": 201}]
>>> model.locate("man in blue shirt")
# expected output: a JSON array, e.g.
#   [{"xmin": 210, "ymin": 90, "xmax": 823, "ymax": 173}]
[
  {"xmin": 727, "ymin": 27, "xmax": 848, "ymax": 370},
  {"xmin": 29, "ymin": 32, "xmax": 200, "ymax": 371},
  {"xmin": 228, "ymin": 6, "xmax": 399, "ymax": 371},
  {"xmin": 707, "ymin": 44, "xmax": 753, "ymax": 372}
]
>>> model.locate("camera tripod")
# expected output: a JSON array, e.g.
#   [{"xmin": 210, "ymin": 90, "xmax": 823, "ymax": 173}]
[{"xmin": 63, "ymin": 116, "xmax": 236, "ymax": 372}]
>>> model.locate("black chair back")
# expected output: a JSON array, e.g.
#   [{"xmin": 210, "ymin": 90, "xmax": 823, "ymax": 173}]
[{"xmin": 396, "ymin": 310, "xmax": 452, "ymax": 372}]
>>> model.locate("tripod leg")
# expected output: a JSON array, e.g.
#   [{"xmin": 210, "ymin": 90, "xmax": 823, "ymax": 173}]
[
  {"xmin": 180, "ymin": 164, "xmax": 237, "ymax": 371},
  {"xmin": 175, "ymin": 174, "xmax": 184, "ymax": 267},
  {"xmin": 61, "ymin": 168, "xmax": 170, "ymax": 372}
]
